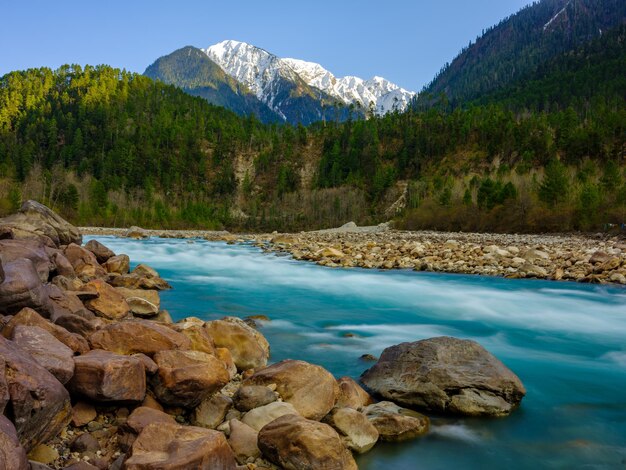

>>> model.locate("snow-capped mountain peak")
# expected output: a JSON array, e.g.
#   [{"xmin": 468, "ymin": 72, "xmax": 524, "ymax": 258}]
[{"xmin": 202, "ymin": 40, "xmax": 415, "ymax": 117}]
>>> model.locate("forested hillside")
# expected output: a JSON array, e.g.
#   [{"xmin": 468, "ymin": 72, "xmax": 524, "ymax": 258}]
[
  {"xmin": 0, "ymin": 53, "xmax": 624, "ymax": 232},
  {"xmin": 416, "ymin": 0, "xmax": 626, "ymax": 108}
]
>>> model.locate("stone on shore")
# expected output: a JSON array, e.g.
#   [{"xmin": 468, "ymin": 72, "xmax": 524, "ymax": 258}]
[
  {"xmin": 82, "ymin": 279, "xmax": 130, "ymax": 320},
  {"xmin": 204, "ymin": 317, "xmax": 270, "ymax": 371},
  {"xmin": 258, "ymin": 414, "xmax": 357, "ymax": 470},
  {"xmin": 323, "ymin": 407, "xmax": 379, "ymax": 453},
  {"xmin": 244, "ymin": 359, "xmax": 337, "ymax": 420},
  {"xmin": 233, "ymin": 385, "xmax": 277, "ymax": 412},
  {"xmin": 241, "ymin": 401, "xmax": 300, "ymax": 432},
  {"xmin": 0, "ymin": 415, "xmax": 29, "ymax": 470},
  {"xmin": 88, "ymin": 320, "xmax": 191, "ymax": 356},
  {"xmin": 227, "ymin": 419, "xmax": 260, "ymax": 464},
  {"xmin": 362, "ymin": 402, "xmax": 429, "ymax": 441},
  {"xmin": 335, "ymin": 376, "xmax": 373, "ymax": 410},
  {"xmin": 2, "ymin": 307, "xmax": 89, "ymax": 354},
  {"xmin": 103, "ymin": 254, "xmax": 130, "ymax": 274},
  {"xmin": 125, "ymin": 226, "xmax": 149, "ymax": 239},
  {"xmin": 124, "ymin": 422, "xmax": 237, "ymax": 470},
  {"xmin": 63, "ymin": 243, "xmax": 106, "ymax": 280},
  {"xmin": 10, "ymin": 325, "xmax": 75, "ymax": 384},
  {"xmin": 360, "ymin": 337, "xmax": 526, "ymax": 416},
  {"xmin": 151, "ymin": 350, "xmax": 230, "ymax": 408},
  {"xmin": 0, "ymin": 336, "xmax": 71, "ymax": 452},
  {"xmin": 69, "ymin": 350, "xmax": 146, "ymax": 403},
  {"xmin": 192, "ymin": 393, "xmax": 233, "ymax": 429},
  {"xmin": 84, "ymin": 239, "xmax": 115, "ymax": 263},
  {"xmin": 71, "ymin": 402, "xmax": 97, "ymax": 427},
  {"xmin": 125, "ymin": 406, "xmax": 176, "ymax": 435},
  {"xmin": 0, "ymin": 258, "xmax": 48, "ymax": 314},
  {"xmin": 0, "ymin": 200, "xmax": 81, "ymax": 246}
]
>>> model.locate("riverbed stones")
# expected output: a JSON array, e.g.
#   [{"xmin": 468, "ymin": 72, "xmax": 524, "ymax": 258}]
[
  {"xmin": 0, "ymin": 335, "xmax": 71, "ymax": 452},
  {"xmin": 360, "ymin": 337, "xmax": 526, "ymax": 416},
  {"xmin": 204, "ymin": 317, "xmax": 270, "ymax": 371},
  {"xmin": 241, "ymin": 401, "xmax": 299, "ymax": 432},
  {"xmin": 323, "ymin": 407, "xmax": 379, "ymax": 453},
  {"xmin": 88, "ymin": 320, "xmax": 191, "ymax": 356},
  {"xmin": 69, "ymin": 350, "xmax": 146, "ymax": 403},
  {"xmin": 0, "ymin": 415, "xmax": 29, "ymax": 470},
  {"xmin": 244, "ymin": 359, "xmax": 337, "ymax": 420},
  {"xmin": 151, "ymin": 350, "xmax": 230, "ymax": 407},
  {"xmin": 258, "ymin": 413, "xmax": 358, "ymax": 470},
  {"xmin": 10, "ymin": 325, "xmax": 75, "ymax": 383},
  {"xmin": 0, "ymin": 238, "xmax": 52, "ymax": 282},
  {"xmin": 71, "ymin": 402, "xmax": 97, "ymax": 427},
  {"xmin": 171, "ymin": 322, "xmax": 216, "ymax": 355},
  {"xmin": 124, "ymin": 422, "xmax": 237, "ymax": 470},
  {"xmin": 362, "ymin": 402, "xmax": 429, "ymax": 441},
  {"xmin": 0, "ymin": 258, "xmax": 48, "ymax": 314},
  {"xmin": 82, "ymin": 279, "xmax": 130, "ymax": 320}
]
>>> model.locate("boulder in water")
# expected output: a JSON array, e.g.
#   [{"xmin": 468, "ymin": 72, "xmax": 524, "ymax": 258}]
[{"xmin": 360, "ymin": 336, "xmax": 526, "ymax": 416}]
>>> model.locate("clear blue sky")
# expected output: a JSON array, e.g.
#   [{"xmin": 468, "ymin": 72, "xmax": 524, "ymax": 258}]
[{"xmin": 2, "ymin": 0, "xmax": 532, "ymax": 92}]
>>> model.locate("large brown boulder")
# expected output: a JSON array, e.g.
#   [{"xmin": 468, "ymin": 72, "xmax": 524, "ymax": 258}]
[
  {"xmin": 63, "ymin": 244, "xmax": 105, "ymax": 280},
  {"xmin": 69, "ymin": 350, "xmax": 146, "ymax": 403},
  {"xmin": 0, "ymin": 200, "xmax": 81, "ymax": 246},
  {"xmin": 0, "ymin": 239, "xmax": 52, "ymax": 282},
  {"xmin": 84, "ymin": 239, "xmax": 115, "ymax": 263},
  {"xmin": 244, "ymin": 360, "xmax": 337, "ymax": 420},
  {"xmin": 258, "ymin": 414, "xmax": 357, "ymax": 470},
  {"xmin": 0, "ymin": 336, "xmax": 71, "ymax": 451},
  {"xmin": 0, "ymin": 415, "xmax": 29, "ymax": 470},
  {"xmin": 2, "ymin": 307, "xmax": 89, "ymax": 354},
  {"xmin": 42, "ymin": 283, "xmax": 91, "ymax": 321},
  {"xmin": 151, "ymin": 350, "xmax": 230, "ymax": 408},
  {"xmin": 0, "ymin": 258, "xmax": 48, "ymax": 315},
  {"xmin": 362, "ymin": 402, "xmax": 429, "ymax": 442},
  {"xmin": 82, "ymin": 279, "xmax": 130, "ymax": 320},
  {"xmin": 204, "ymin": 317, "xmax": 269, "ymax": 371},
  {"xmin": 360, "ymin": 337, "xmax": 526, "ymax": 416},
  {"xmin": 89, "ymin": 320, "xmax": 191, "ymax": 356},
  {"xmin": 10, "ymin": 325, "xmax": 75, "ymax": 384},
  {"xmin": 124, "ymin": 422, "xmax": 237, "ymax": 470}
]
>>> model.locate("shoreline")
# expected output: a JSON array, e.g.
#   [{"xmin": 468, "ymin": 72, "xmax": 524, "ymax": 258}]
[{"xmin": 81, "ymin": 226, "xmax": 626, "ymax": 285}]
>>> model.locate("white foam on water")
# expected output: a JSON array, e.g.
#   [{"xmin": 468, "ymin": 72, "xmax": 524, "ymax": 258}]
[
  {"xmin": 601, "ymin": 351, "xmax": 626, "ymax": 367},
  {"xmin": 430, "ymin": 424, "xmax": 485, "ymax": 443},
  {"xmin": 92, "ymin": 237, "xmax": 626, "ymax": 351}
]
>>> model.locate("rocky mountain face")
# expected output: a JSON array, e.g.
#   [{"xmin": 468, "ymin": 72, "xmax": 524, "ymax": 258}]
[{"xmin": 145, "ymin": 40, "xmax": 415, "ymax": 124}]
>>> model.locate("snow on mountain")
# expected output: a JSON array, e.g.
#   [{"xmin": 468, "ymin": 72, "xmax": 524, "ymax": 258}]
[{"xmin": 203, "ymin": 40, "xmax": 415, "ymax": 116}]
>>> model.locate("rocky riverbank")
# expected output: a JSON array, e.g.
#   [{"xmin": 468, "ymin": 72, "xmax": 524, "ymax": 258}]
[
  {"xmin": 82, "ymin": 223, "xmax": 626, "ymax": 285},
  {"xmin": 1, "ymin": 203, "xmax": 526, "ymax": 469}
]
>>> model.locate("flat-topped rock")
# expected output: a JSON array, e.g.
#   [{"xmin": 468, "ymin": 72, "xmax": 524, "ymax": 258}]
[
  {"xmin": 124, "ymin": 422, "xmax": 237, "ymax": 470},
  {"xmin": 361, "ymin": 337, "xmax": 526, "ymax": 416},
  {"xmin": 69, "ymin": 350, "xmax": 146, "ymax": 403},
  {"xmin": 82, "ymin": 279, "xmax": 130, "ymax": 320},
  {"xmin": 89, "ymin": 320, "xmax": 191, "ymax": 356}
]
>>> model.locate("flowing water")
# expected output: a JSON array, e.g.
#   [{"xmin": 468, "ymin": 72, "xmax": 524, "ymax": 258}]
[{"xmin": 89, "ymin": 236, "xmax": 626, "ymax": 469}]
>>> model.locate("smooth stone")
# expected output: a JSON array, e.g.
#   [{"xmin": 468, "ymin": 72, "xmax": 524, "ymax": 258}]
[
  {"xmin": 71, "ymin": 402, "xmax": 97, "ymax": 427},
  {"xmin": 241, "ymin": 401, "xmax": 299, "ymax": 432},
  {"xmin": 227, "ymin": 419, "xmax": 260, "ymax": 464},
  {"xmin": 233, "ymin": 385, "xmax": 277, "ymax": 412},
  {"xmin": 124, "ymin": 406, "xmax": 176, "ymax": 435},
  {"xmin": 258, "ymin": 414, "xmax": 357, "ymax": 470},
  {"xmin": 204, "ymin": 317, "xmax": 270, "ymax": 371},
  {"xmin": 323, "ymin": 407, "xmax": 379, "ymax": 453},
  {"xmin": 335, "ymin": 377, "xmax": 373, "ymax": 410},
  {"xmin": 363, "ymin": 401, "xmax": 429, "ymax": 441},
  {"xmin": 0, "ymin": 415, "xmax": 29, "ymax": 470},
  {"xmin": 192, "ymin": 393, "xmax": 233, "ymax": 429}
]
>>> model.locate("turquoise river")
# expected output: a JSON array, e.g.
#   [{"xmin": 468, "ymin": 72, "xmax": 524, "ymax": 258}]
[{"xmin": 89, "ymin": 236, "xmax": 626, "ymax": 469}]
